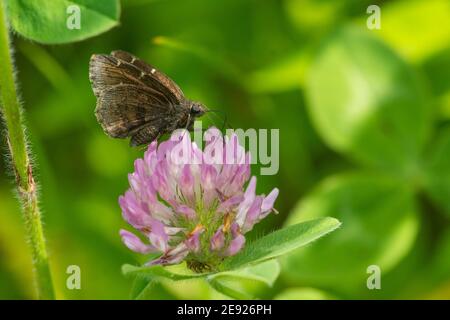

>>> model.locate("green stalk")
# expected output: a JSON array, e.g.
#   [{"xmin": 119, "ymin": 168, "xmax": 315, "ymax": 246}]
[{"xmin": 0, "ymin": 1, "xmax": 54, "ymax": 299}]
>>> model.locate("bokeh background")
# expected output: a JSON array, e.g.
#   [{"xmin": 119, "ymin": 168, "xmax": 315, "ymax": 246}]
[{"xmin": 1, "ymin": 0, "xmax": 450, "ymax": 299}]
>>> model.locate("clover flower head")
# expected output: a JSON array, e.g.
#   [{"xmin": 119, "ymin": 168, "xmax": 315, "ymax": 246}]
[{"xmin": 119, "ymin": 127, "xmax": 279, "ymax": 272}]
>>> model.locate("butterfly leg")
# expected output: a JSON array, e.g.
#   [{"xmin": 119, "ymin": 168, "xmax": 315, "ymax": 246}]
[{"xmin": 179, "ymin": 114, "xmax": 192, "ymax": 141}]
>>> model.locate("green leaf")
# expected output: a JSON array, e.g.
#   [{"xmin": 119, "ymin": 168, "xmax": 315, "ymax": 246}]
[
  {"xmin": 122, "ymin": 264, "xmax": 208, "ymax": 300},
  {"xmin": 122, "ymin": 264, "xmax": 207, "ymax": 282},
  {"xmin": 207, "ymin": 260, "xmax": 280, "ymax": 299},
  {"xmin": 129, "ymin": 277, "xmax": 177, "ymax": 300},
  {"xmin": 284, "ymin": 0, "xmax": 345, "ymax": 33},
  {"xmin": 306, "ymin": 26, "xmax": 431, "ymax": 174},
  {"xmin": 247, "ymin": 49, "xmax": 312, "ymax": 93},
  {"xmin": 281, "ymin": 172, "xmax": 419, "ymax": 292},
  {"xmin": 424, "ymin": 126, "xmax": 450, "ymax": 215},
  {"xmin": 5, "ymin": 0, "xmax": 120, "ymax": 44},
  {"xmin": 426, "ymin": 228, "xmax": 450, "ymax": 288},
  {"xmin": 123, "ymin": 261, "xmax": 280, "ymax": 300},
  {"xmin": 438, "ymin": 92, "xmax": 450, "ymax": 120},
  {"xmin": 274, "ymin": 287, "xmax": 337, "ymax": 300},
  {"xmin": 376, "ymin": 0, "xmax": 450, "ymax": 63},
  {"xmin": 152, "ymin": 36, "xmax": 243, "ymax": 88},
  {"xmin": 222, "ymin": 217, "xmax": 341, "ymax": 270},
  {"xmin": 122, "ymin": 218, "xmax": 339, "ymax": 299},
  {"xmin": 421, "ymin": 48, "xmax": 450, "ymax": 120}
]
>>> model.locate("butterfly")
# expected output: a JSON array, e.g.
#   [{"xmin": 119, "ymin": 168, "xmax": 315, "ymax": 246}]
[{"xmin": 89, "ymin": 50, "xmax": 207, "ymax": 146}]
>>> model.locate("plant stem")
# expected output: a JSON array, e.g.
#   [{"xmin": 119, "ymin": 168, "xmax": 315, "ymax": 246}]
[{"xmin": 0, "ymin": 1, "xmax": 55, "ymax": 299}]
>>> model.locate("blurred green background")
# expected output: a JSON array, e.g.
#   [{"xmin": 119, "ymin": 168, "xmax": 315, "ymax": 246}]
[{"xmin": 1, "ymin": 0, "xmax": 450, "ymax": 299}]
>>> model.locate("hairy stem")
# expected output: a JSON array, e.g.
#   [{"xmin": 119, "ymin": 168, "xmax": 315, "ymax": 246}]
[{"xmin": 0, "ymin": 1, "xmax": 54, "ymax": 299}]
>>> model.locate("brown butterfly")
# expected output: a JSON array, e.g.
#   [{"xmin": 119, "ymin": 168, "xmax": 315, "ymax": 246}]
[{"xmin": 89, "ymin": 50, "xmax": 207, "ymax": 146}]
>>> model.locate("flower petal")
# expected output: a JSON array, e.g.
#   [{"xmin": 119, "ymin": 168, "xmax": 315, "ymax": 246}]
[
  {"xmin": 179, "ymin": 164, "xmax": 195, "ymax": 204},
  {"xmin": 225, "ymin": 223, "xmax": 245, "ymax": 256},
  {"xmin": 119, "ymin": 191, "xmax": 150, "ymax": 228},
  {"xmin": 164, "ymin": 226, "xmax": 185, "ymax": 236},
  {"xmin": 261, "ymin": 188, "xmax": 279, "ymax": 214},
  {"xmin": 147, "ymin": 243, "xmax": 189, "ymax": 266},
  {"xmin": 118, "ymin": 127, "xmax": 279, "ymax": 269},
  {"xmin": 210, "ymin": 227, "xmax": 225, "ymax": 251},
  {"xmin": 120, "ymin": 229, "xmax": 157, "ymax": 254},
  {"xmin": 185, "ymin": 225, "xmax": 205, "ymax": 253},
  {"xmin": 201, "ymin": 164, "xmax": 218, "ymax": 207},
  {"xmin": 176, "ymin": 204, "xmax": 197, "ymax": 220},
  {"xmin": 242, "ymin": 196, "xmax": 264, "ymax": 233},
  {"xmin": 235, "ymin": 176, "xmax": 257, "ymax": 227},
  {"xmin": 217, "ymin": 194, "xmax": 244, "ymax": 213},
  {"xmin": 145, "ymin": 219, "xmax": 169, "ymax": 252}
]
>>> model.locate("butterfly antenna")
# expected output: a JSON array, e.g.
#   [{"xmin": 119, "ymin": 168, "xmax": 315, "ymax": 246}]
[
  {"xmin": 205, "ymin": 112, "xmax": 219, "ymax": 128},
  {"xmin": 206, "ymin": 109, "xmax": 232, "ymax": 132},
  {"xmin": 220, "ymin": 112, "xmax": 228, "ymax": 133}
]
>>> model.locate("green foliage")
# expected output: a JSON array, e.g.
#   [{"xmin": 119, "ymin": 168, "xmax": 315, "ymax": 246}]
[
  {"xmin": 1, "ymin": 0, "xmax": 450, "ymax": 300},
  {"xmin": 125, "ymin": 260, "xmax": 281, "ymax": 300},
  {"xmin": 123, "ymin": 262, "xmax": 279, "ymax": 300},
  {"xmin": 0, "ymin": 0, "xmax": 123, "ymax": 300},
  {"xmin": 123, "ymin": 218, "xmax": 339, "ymax": 299},
  {"xmin": 207, "ymin": 260, "xmax": 280, "ymax": 299},
  {"xmin": 0, "ymin": 1, "xmax": 54, "ymax": 299},
  {"xmin": 248, "ymin": 49, "xmax": 312, "ymax": 93},
  {"xmin": 274, "ymin": 287, "xmax": 336, "ymax": 300},
  {"xmin": 377, "ymin": 0, "xmax": 450, "ymax": 63},
  {"xmin": 282, "ymin": 173, "xmax": 418, "ymax": 292},
  {"xmin": 424, "ymin": 128, "xmax": 450, "ymax": 215},
  {"xmin": 306, "ymin": 27, "xmax": 431, "ymax": 174},
  {"xmin": 280, "ymin": 23, "xmax": 450, "ymax": 297},
  {"xmin": 122, "ymin": 264, "xmax": 206, "ymax": 282},
  {"xmin": 278, "ymin": 19, "xmax": 449, "ymax": 298},
  {"xmin": 5, "ymin": 0, "xmax": 120, "ymax": 44},
  {"xmin": 222, "ymin": 218, "xmax": 341, "ymax": 270}
]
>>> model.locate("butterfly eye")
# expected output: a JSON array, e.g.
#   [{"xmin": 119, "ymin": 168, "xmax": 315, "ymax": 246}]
[{"xmin": 190, "ymin": 103, "xmax": 205, "ymax": 116}]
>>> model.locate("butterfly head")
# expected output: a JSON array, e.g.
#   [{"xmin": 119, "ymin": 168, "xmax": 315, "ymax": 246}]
[{"xmin": 189, "ymin": 101, "xmax": 207, "ymax": 118}]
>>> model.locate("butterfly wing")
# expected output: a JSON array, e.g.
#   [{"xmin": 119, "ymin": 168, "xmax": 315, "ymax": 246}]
[
  {"xmin": 95, "ymin": 84, "xmax": 171, "ymax": 139},
  {"xmin": 89, "ymin": 51, "xmax": 188, "ymax": 145},
  {"xmin": 129, "ymin": 124, "xmax": 161, "ymax": 147},
  {"xmin": 89, "ymin": 52, "xmax": 182, "ymax": 105},
  {"xmin": 111, "ymin": 50, "xmax": 185, "ymax": 102}
]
